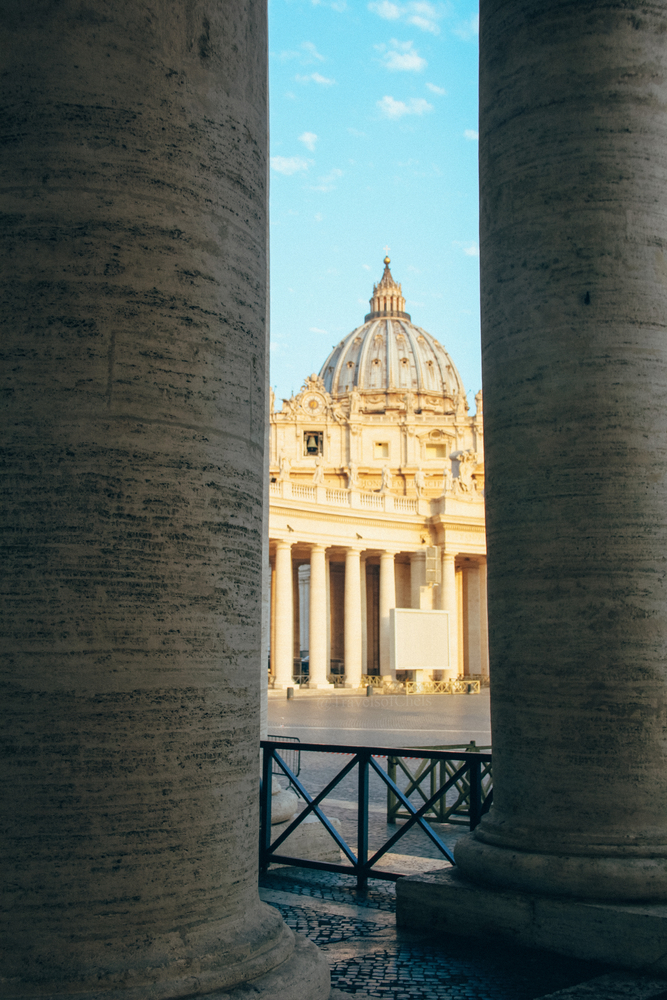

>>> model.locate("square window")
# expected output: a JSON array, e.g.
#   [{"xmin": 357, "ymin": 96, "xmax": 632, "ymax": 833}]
[
  {"xmin": 425, "ymin": 444, "xmax": 447, "ymax": 459},
  {"xmin": 304, "ymin": 431, "xmax": 323, "ymax": 456},
  {"xmin": 374, "ymin": 442, "xmax": 389, "ymax": 459}
]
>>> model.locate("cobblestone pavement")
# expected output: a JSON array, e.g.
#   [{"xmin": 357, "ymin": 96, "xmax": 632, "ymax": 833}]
[{"xmin": 259, "ymin": 866, "xmax": 613, "ymax": 1000}]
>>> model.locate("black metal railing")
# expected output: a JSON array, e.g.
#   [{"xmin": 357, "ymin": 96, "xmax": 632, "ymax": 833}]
[
  {"xmin": 260, "ymin": 740, "xmax": 493, "ymax": 889},
  {"xmin": 387, "ymin": 742, "xmax": 492, "ymax": 824}
]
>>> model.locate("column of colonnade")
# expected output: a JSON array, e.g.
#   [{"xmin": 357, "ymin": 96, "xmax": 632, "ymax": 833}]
[
  {"xmin": 440, "ymin": 552, "xmax": 459, "ymax": 680},
  {"xmin": 445, "ymin": 0, "xmax": 667, "ymax": 966},
  {"xmin": 273, "ymin": 541, "xmax": 294, "ymax": 690},
  {"xmin": 0, "ymin": 2, "xmax": 330, "ymax": 996},
  {"xmin": 379, "ymin": 551, "xmax": 397, "ymax": 678},
  {"xmin": 269, "ymin": 543, "xmax": 488, "ymax": 686},
  {"xmin": 308, "ymin": 545, "xmax": 333, "ymax": 689},
  {"xmin": 344, "ymin": 548, "xmax": 363, "ymax": 688}
]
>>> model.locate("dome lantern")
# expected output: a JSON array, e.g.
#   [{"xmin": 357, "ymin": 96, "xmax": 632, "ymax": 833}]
[{"xmin": 365, "ymin": 256, "xmax": 411, "ymax": 322}]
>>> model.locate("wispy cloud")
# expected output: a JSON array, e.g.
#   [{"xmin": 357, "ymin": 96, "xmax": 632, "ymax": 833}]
[
  {"xmin": 311, "ymin": 167, "xmax": 343, "ymax": 192},
  {"xmin": 376, "ymin": 39, "xmax": 426, "ymax": 72},
  {"xmin": 296, "ymin": 72, "xmax": 337, "ymax": 85},
  {"xmin": 369, "ymin": 1, "xmax": 444, "ymax": 35},
  {"xmin": 464, "ymin": 129, "xmax": 478, "ymax": 140},
  {"xmin": 453, "ymin": 12, "xmax": 479, "ymax": 40},
  {"xmin": 426, "ymin": 82, "xmax": 446, "ymax": 95},
  {"xmin": 362, "ymin": 264, "xmax": 371, "ymax": 270},
  {"xmin": 271, "ymin": 156, "xmax": 311, "ymax": 176},
  {"xmin": 312, "ymin": 0, "xmax": 347, "ymax": 9},
  {"xmin": 279, "ymin": 40, "xmax": 326, "ymax": 64},
  {"xmin": 453, "ymin": 240, "xmax": 480, "ymax": 256},
  {"xmin": 348, "ymin": 127, "xmax": 368, "ymax": 137},
  {"xmin": 299, "ymin": 131, "xmax": 318, "ymax": 152},
  {"xmin": 377, "ymin": 95, "xmax": 433, "ymax": 119},
  {"xmin": 310, "ymin": 326, "xmax": 329, "ymax": 335}
]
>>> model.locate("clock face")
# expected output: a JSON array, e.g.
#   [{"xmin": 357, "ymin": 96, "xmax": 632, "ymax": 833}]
[{"xmin": 302, "ymin": 392, "xmax": 325, "ymax": 415}]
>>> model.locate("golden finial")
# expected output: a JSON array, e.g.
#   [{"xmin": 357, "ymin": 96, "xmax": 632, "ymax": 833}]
[{"xmin": 384, "ymin": 255, "xmax": 391, "ymax": 265}]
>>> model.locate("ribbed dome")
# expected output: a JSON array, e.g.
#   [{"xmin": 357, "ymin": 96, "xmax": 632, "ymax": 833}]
[{"xmin": 318, "ymin": 258, "xmax": 466, "ymax": 402}]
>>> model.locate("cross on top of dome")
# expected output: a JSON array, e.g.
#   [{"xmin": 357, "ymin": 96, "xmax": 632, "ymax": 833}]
[{"xmin": 366, "ymin": 254, "xmax": 410, "ymax": 321}]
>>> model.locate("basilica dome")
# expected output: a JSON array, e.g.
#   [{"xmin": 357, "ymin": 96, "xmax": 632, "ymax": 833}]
[{"xmin": 319, "ymin": 257, "xmax": 466, "ymax": 410}]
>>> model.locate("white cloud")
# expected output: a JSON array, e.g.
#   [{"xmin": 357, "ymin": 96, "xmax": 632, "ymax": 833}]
[
  {"xmin": 377, "ymin": 39, "xmax": 426, "ymax": 72},
  {"xmin": 279, "ymin": 40, "xmax": 326, "ymax": 63},
  {"xmin": 296, "ymin": 72, "xmax": 336, "ymax": 85},
  {"xmin": 299, "ymin": 131, "xmax": 318, "ymax": 152},
  {"xmin": 348, "ymin": 127, "xmax": 368, "ymax": 137},
  {"xmin": 453, "ymin": 12, "xmax": 479, "ymax": 39},
  {"xmin": 452, "ymin": 239, "xmax": 480, "ymax": 256},
  {"xmin": 311, "ymin": 167, "xmax": 343, "ymax": 192},
  {"xmin": 312, "ymin": 0, "xmax": 347, "ymax": 9},
  {"xmin": 271, "ymin": 156, "xmax": 311, "ymax": 175},
  {"xmin": 426, "ymin": 82, "xmax": 446, "ymax": 95},
  {"xmin": 369, "ymin": 1, "xmax": 443, "ymax": 34},
  {"xmin": 369, "ymin": 1, "xmax": 401, "ymax": 20},
  {"xmin": 314, "ymin": 213, "xmax": 323, "ymax": 222},
  {"xmin": 362, "ymin": 264, "xmax": 371, "ymax": 270},
  {"xmin": 464, "ymin": 129, "xmax": 478, "ymax": 140},
  {"xmin": 301, "ymin": 41, "xmax": 326, "ymax": 61},
  {"xmin": 377, "ymin": 95, "xmax": 433, "ymax": 119},
  {"xmin": 310, "ymin": 327, "xmax": 329, "ymax": 335}
]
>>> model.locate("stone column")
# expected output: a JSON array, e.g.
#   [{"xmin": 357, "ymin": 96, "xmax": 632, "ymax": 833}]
[
  {"xmin": 361, "ymin": 556, "xmax": 368, "ymax": 676},
  {"xmin": 344, "ymin": 548, "xmax": 363, "ymax": 688},
  {"xmin": 456, "ymin": 567, "xmax": 464, "ymax": 676},
  {"xmin": 273, "ymin": 541, "xmax": 294, "ymax": 690},
  {"xmin": 440, "ymin": 552, "xmax": 458, "ymax": 680},
  {"xmin": 309, "ymin": 545, "xmax": 333, "ymax": 689},
  {"xmin": 464, "ymin": 563, "xmax": 482, "ymax": 677},
  {"xmin": 293, "ymin": 560, "xmax": 301, "ymax": 674},
  {"xmin": 270, "ymin": 563, "xmax": 277, "ymax": 680},
  {"xmin": 456, "ymin": 0, "xmax": 667, "ymax": 904},
  {"xmin": 379, "ymin": 551, "xmax": 396, "ymax": 678},
  {"xmin": 478, "ymin": 558, "xmax": 489, "ymax": 679},
  {"xmin": 0, "ymin": 3, "xmax": 328, "ymax": 996}
]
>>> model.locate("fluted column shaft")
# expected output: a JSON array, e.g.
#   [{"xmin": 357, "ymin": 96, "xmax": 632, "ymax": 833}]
[
  {"xmin": 379, "ymin": 551, "xmax": 396, "ymax": 677},
  {"xmin": 344, "ymin": 548, "xmax": 363, "ymax": 688},
  {"xmin": 456, "ymin": 0, "xmax": 667, "ymax": 903},
  {"xmin": 273, "ymin": 541, "xmax": 294, "ymax": 690}
]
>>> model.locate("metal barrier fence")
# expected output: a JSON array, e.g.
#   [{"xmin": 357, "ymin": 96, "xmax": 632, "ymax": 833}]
[
  {"xmin": 260, "ymin": 740, "xmax": 493, "ymax": 889},
  {"xmin": 387, "ymin": 742, "xmax": 492, "ymax": 824}
]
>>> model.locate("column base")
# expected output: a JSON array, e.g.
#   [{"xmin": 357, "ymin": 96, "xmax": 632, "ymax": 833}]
[
  {"xmin": 3, "ymin": 935, "xmax": 330, "ymax": 1000},
  {"xmin": 396, "ymin": 867, "xmax": 667, "ymax": 972},
  {"xmin": 308, "ymin": 681, "xmax": 335, "ymax": 690}
]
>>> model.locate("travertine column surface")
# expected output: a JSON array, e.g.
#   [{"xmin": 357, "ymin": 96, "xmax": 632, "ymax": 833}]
[
  {"xmin": 379, "ymin": 551, "xmax": 396, "ymax": 677},
  {"xmin": 308, "ymin": 545, "xmax": 331, "ymax": 689},
  {"xmin": 273, "ymin": 542, "xmax": 294, "ymax": 690},
  {"xmin": 0, "ymin": 2, "xmax": 328, "ymax": 997},
  {"xmin": 457, "ymin": 0, "xmax": 667, "ymax": 901},
  {"xmin": 344, "ymin": 547, "xmax": 363, "ymax": 688}
]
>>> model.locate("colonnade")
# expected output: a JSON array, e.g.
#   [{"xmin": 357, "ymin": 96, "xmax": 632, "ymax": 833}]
[{"xmin": 269, "ymin": 541, "xmax": 488, "ymax": 688}]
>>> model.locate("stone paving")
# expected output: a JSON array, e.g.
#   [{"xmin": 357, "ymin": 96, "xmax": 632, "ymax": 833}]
[{"xmin": 259, "ymin": 865, "xmax": 631, "ymax": 1000}]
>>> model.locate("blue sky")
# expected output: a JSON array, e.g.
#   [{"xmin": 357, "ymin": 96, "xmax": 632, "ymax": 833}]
[{"xmin": 269, "ymin": 0, "xmax": 480, "ymax": 406}]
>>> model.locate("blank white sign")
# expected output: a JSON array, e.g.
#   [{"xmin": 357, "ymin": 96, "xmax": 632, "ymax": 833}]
[{"xmin": 390, "ymin": 608, "xmax": 449, "ymax": 671}]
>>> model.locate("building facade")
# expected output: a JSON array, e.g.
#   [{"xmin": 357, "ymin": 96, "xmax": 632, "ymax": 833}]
[{"xmin": 268, "ymin": 258, "xmax": 488, "ymax": 690}]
